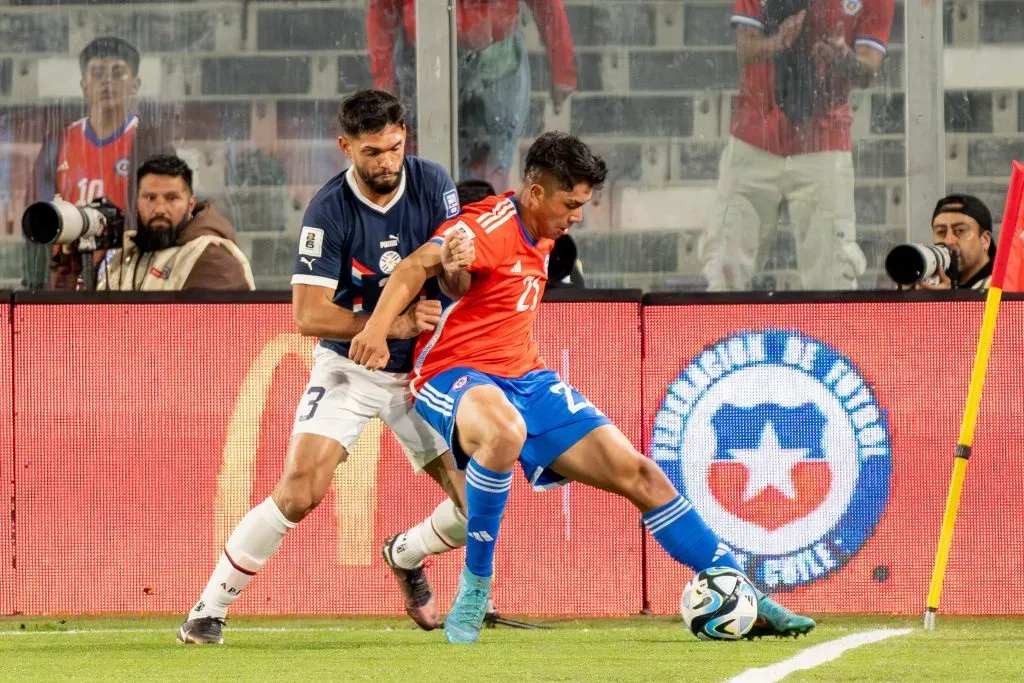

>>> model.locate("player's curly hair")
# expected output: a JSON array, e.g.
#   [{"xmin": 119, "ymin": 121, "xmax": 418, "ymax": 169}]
[
  {"xmin": 339, "ymin": 90, "xmax": 407, "ymax": 137},
  {"xmin": 79, "ymin": 36, "xmax": 140, "ymax": 77},
  {"xmin": 524, "ymin": 132, "xmax": 607, "ymax": 191},
  {"xmin": 137, "ymin": 154, "xmax": 194, "ymax": 193}
]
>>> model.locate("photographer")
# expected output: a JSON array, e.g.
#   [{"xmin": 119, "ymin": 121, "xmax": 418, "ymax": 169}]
[
  {"xmin": 910, "ymin": 194, "xmax": 994, "ymax": 291},
  {"xmin": 45, "ymin": 154, "xmax": 254, "ymax": 291}
]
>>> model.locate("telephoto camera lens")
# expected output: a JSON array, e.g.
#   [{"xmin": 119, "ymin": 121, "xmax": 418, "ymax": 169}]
[
  {"xmin": 22, "ymin": 199, "xmax": 106, "ymax": 245},
  {"xmin": 885, "ymin": 243, "xmax": 953, "ymax": 286}
]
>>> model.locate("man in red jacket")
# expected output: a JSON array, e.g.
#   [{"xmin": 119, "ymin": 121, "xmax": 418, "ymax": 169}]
[{"xmin": 368, "ymin": 0, "xmax": 576, "ymax": 193}]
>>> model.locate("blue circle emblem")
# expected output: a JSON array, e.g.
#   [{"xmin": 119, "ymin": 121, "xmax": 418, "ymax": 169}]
[{"xmin": 651, "ymin": 329, "xmax": 892, "ymax": 592}]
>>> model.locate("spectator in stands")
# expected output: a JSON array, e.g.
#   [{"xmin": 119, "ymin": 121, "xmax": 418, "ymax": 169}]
[
  {"xmin": 54, "ymin": 154, "xmax": 253, "ymax": 291},
  {"xmin": 457, "ymin": 178, "xmax": 584, "ymax": 288},
  {"xmin": 368, "ymin": 0, "xmax": 576, "ymax": 193},
  {"xmin": 25, "ymin": 36, "xmax": 174, "ymax": 289},
  {"xmin": 905, "ymin": 194, "xmax": 995, "ymax": 291},
  {"xmin": 701, "ymin": 0, "xmax": 895, "ymax": 291}
]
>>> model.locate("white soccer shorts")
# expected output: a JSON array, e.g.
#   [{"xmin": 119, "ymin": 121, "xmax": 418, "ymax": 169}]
[{"xmin": 291, "ymin": 345, "xmax": 449, "ymax": 471}]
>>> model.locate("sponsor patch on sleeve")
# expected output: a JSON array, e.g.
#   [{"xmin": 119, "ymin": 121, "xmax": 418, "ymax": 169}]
[
  {"xmin": 299, "ymin": 226, "xmax": 324, "ymax": 257},
  {"xmin": 444, "ymin": 189, "xmax": 460, "ymax": 218}
]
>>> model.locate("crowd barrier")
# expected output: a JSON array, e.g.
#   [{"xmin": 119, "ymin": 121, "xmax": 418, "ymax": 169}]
[{"xmin": 0, "ymin": 290, "xmax": 1021, "ymax": 616}]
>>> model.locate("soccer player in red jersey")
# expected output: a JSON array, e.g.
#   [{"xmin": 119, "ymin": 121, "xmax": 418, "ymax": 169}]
[{"xmin": 350, "ymin": 132, "xmax": 816, "ymax": 644}]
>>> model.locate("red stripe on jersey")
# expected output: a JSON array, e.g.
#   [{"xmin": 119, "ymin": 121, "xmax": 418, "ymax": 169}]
[{"xmin": 351, "ymin": 258, "xmax": 375, "ymax": 276}]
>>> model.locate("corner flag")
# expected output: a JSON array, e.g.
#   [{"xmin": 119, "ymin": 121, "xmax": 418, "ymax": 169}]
[{"xmin": 924, "ymin": 160, "xmax": 1024, "ymax": 629}]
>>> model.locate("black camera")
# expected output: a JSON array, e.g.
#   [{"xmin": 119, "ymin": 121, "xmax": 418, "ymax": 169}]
[
  {"xmin": 885, "ymin": 243, "xmax": 959, "ymax": 286},
  {"xmin": 22, "ymin": 196, "xmax": 124, "ymax": 251}
]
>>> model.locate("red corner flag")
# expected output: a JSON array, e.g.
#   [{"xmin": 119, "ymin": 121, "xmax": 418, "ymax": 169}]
[{"xmin": 990, "ymin": 161, "xmax": 1024, "ymax": 292}]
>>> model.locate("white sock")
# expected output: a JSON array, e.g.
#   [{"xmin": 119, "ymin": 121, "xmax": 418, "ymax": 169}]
[
  {"xmin": 391, "ymin": 498, "xmax": 467, "ymax": 570},
  {"xmin": 189, "ymin": 497, "xmax": 296, "ymax": 619}
]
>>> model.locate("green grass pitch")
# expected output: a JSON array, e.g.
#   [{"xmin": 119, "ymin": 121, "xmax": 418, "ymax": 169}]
[{"xmin": 2, "ymin": 615, "xmax": 1023, "ymax": 681}]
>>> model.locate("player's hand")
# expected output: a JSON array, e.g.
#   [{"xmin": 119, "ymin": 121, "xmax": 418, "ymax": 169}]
[
  {"xmin": 772, "ymin": 10, "xmax": 806, "ymax": 53},
  {"xmin": 349, "ymin": 326, "xmax": 391, "ymax": 369},
  {"xmin": 389, "ymin": 299, "xmax": 442, "ymax": 339},
  {"xmin": 442, "ymin": 230, "xmax": 475, "ymax": 276},
  {"xmin": 551, "ymin": 83, "xmax": 575, "ymax": 115}
]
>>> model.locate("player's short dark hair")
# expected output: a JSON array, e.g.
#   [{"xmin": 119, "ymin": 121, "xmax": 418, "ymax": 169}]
[
  {"xmin": 79, "ymin": 36, "xmax": 141, "ymax": 77},
  {"xmin": 339, "ymin": 90, "xmax": 406, "ymax": 138},
  {"xmin": 523, "ymin": 132, "xmax": 607, "ymax": 192},
  {"xmin": 456, "ymin": 179, "xmax": 496, "ymax": 207},
  {"xmin": 137, "ymin": 154, "xmax": 194, "ymax": 194}
]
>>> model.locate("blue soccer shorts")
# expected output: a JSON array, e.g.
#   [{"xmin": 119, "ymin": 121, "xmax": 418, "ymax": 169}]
[{"xmin": 413, "ymin": 368, "xmax": 611, "ymax": 490}]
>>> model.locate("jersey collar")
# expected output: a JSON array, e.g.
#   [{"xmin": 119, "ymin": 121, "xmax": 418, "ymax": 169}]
[
  {"xmin": 346, "ymin": 165, "xmax": 407, "ymax": 214},
  {"xmin": 84, "ymin": 113, "xmax": 138, "ymax": 147},
  {"xmin": 509, "ymin": 196, "xmax": 537, "ymax": 247}
]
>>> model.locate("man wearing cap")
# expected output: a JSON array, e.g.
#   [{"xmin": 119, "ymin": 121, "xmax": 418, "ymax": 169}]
[{"xmin": 916, "ymin": 194, "xmax": 995, "ymax": 290}]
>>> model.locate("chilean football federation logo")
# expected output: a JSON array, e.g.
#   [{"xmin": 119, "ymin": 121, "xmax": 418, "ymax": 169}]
[{"xmin": 651, "ymin": 330, "xmax": 892, "ymax": 592}]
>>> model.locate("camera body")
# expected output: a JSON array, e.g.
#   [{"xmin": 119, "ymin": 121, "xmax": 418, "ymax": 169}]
[
  {"xmin": 22, "ymin": 196, "xmax": 125, "ymax": 252},
  {"xmin": 885, "ymin": 243, "xmax": 959, "ymax": 286}
]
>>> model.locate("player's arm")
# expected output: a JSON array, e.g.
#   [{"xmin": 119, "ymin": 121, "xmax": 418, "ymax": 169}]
[
  {"xmin": 293, "ymin": 284, "xmax": 439, "ymax": 341},
  {"xmin": 349, "ymin": 240, "xmax": 444, "ymax": 368}
]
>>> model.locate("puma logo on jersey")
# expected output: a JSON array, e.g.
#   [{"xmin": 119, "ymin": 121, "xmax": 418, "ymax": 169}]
[
  {"xmin": 380, "ymin": 234, "xmax": 398, "ymax": 248},
  {"xmin": 510, "ymin": 260, "xmax": 522, "ymax": 274},
  {"xmin": 300, "ymin": 256, "xmax": 316, "ymax": 271}
]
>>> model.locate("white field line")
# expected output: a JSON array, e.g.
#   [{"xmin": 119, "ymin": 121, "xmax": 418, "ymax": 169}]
[{"xmin": 727, "ymin": 628, "xmax": 913, "ymax": 683}]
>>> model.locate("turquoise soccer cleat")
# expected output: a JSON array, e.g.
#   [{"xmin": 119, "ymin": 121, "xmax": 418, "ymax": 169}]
[
  {"xmin": 444, "ymin": 566, "xmax": 492, "ymax": 644},
  {"xmin": 743, "ymin": 594, "xmax": 817, "ymax": 639}
]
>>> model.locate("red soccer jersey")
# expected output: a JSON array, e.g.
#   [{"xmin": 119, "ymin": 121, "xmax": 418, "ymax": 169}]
[
  {"xmin": 411, "ymin": 192, "xmax": 554, "ymax": 391},
  {"xmin": 730, "ymin": 0, "xmax": 893, "ymax": 155},
  {"xmin": 55, "ymin": 115, "xmax": 139, "ymax": 210}
]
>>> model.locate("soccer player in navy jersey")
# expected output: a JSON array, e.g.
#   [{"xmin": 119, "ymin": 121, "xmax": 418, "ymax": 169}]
[{"xmin": 178, "ymin": 90, "xmax": 470, "ymax": 644}]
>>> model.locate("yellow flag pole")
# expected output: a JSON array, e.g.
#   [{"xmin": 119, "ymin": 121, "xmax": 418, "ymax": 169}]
[
  {"xmin": 923, "ymin": 161, "xmax": 1024, "ymax": 630},
  {"xmin": 923, "ymin": 286, "xmax": 1002, "ymax": 630}
]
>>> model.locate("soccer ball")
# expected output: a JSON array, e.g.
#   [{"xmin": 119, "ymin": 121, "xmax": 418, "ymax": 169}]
[{"xmin": 680, "ymin": 567, "xmax": 759, "ymax": 640}]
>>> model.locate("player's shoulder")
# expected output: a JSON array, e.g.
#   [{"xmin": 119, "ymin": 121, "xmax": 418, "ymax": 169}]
[
  {"xmin": 434, "ymin": 194, "xmax": 517, "ymax": 246},
  {"xmin": 305, "ymin": 170, "xmax": 349, "ymax": 220},
  {"xmin": 404, "ymin": 155, "xmax": 453, "ymax": 188},
  {"xmin": 63, "ymin": 117, "xmax": 89, "ymax": 138},
  {"xmin": 461, "ymin": 194, "xmax": 518, "ymax": 236},
  {"xmin": 404, "ymin": 156, "xmax": 459, "ymax": 221}
]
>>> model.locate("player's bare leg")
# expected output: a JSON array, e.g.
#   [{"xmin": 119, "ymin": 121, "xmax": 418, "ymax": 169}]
[
  {"xmin": 443, "ymin": 385, "xmax": 525, "ymax": 644},
  {"xmin": 177, "ymin": 433, "xmax": 346, "ymax": 645},
  {"xmin": 383, "ymin": 451, "xmax": 467, "ymax": 630},
  {"xmin": 549, "ymin": 425, "xmax": 816, "ymax": 639}
]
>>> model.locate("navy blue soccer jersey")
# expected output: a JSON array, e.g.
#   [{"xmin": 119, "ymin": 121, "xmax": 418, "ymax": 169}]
[{"xmin": 290, "ymin": 156, "xmax": 460, "ymax": 372}]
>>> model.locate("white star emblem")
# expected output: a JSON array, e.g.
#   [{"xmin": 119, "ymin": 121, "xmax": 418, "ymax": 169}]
[{"xmin": 728, "ymin": 422, "xmax": 809, "ymax": 501}]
